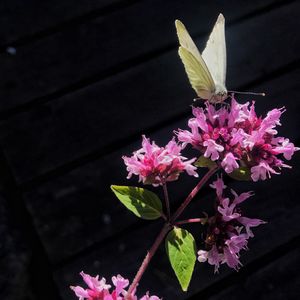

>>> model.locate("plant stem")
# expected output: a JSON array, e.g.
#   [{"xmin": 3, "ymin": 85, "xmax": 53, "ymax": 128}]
[
  {"xmin": 175, "ymin": 218, "xmax": 205, "ymax": 225},
  {"xmin": 162, "ymin": 182, "xmax": 171, "ymax": 220},
  {"xmin": 161, "ymin": 212, "xmax": 168, "ymax": 221},
  {"xmin": 171, "ymin": 166, "xmax": 218, "ymax": 223},
  {"xmin": 126, "ymin": 223, "xmax": 172, "ymax": 298},
  {"xmin": 126, "ymin": 167, "xmax": 218, "ymax": 298}
]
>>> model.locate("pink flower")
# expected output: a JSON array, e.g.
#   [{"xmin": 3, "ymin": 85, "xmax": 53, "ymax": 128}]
[
  {"xmin": 238, "ymin": 217, "xmax": 266, "ymax": 238},
  {"xmin": 273, "ymin": 138, "xmax": 299, "ymax": 160},
  {"xmin": 250, "ymin": 161, "xmax": 279, "ymax": 181},
  {"xmin": 231, "ymin": 189, "xmax": 254, "ymax": 205},
  {"xmin": 197, "ymin": 178, "xmax": 265, "ymax": 272},
  {"xmin": 209, "ymin": 176, "xmax": 226, "ymax": 198},
  {"xmin": 71, "ymin": 272, "xmax": 160, "ymax": 300},
  {"xmin": 221, "ymin": 153, "xmax": 239, "ymax": 173},
  {"xmin": 176, "ymin": 99, "xmax": 299, "ymax": 180},
  {"xmin": 123, "ymin": 135, "xmax": 198, "ymax": 186},
  {"xmin": 140, "ymin": 293, "xmax": 161, "ymax": 300},
  {"xmin": 70, "ymin": 272, "xmax": 113, "ymax": 300},
  {"xmin": 112, "ymin": 275, "xmax": 129, "ymax": 296},
  {"xmin": 197, "ymin": 249, "xmax": 209, "ymax": 263},
  {"xmin": 203, "ymin": 139, "xmax": 224, "ymax": 160},
  {"xmin": 217, "ymin": 197, "xmax": 241, "ymax": 221},
  {"xmin": 223, "ymin": 234, "xmax": 248, "ymax": 269}
]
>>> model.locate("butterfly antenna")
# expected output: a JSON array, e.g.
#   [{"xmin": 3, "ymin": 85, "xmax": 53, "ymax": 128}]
[{"xmin": 228, "ymin": 90, "xmax": 266, "ymax": 97}]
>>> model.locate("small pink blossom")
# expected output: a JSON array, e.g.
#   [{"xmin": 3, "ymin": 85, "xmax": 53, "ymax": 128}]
[
  {"xmin": 193, "ymin": 106, "xmax": 209, "ymax": 132},
  {"xmin": 112, "ymin": 275, "xmax": 129, "ymax": 295},
  {"xmin": 197, "ymin": 249, "xmax": 208, "ymax": 263},
  {"xmin": 71, "ymin": 272, "xmax": 160, "ymax": 300},
  {"xmin": 176, "ymin": 99, "xmax": 299, "ymax": 181},
  {"xmin": 223, "ymin": 234, "xmax": 248, "ymax": 269},
  {"xmin": 238, "ymin": 217, "xmax": 266, "ymax": 238},
  {"xmin": 123, "ymin": 135, "xmax": 198, "ymax": 186},
  {"xmin": 208, "ymin": 245, "xmax": 221, "ymax": 273},
  {"xmin": 230, "ymin": 128, "xmax": 247, "ymax": 146},
  {"xmin": 140, "ymin": 293, "xmax": 161, "ymax": 300},
  {"xmin": 218, "ymin": 197, "xmax": 241, "ymax": 221},
  {"xmin": 250, "ymin": 161, "xmax": 279, "ymax": 181},
  {"xmin": 198, "ymin": 178, "xmax": 265, "ymax": 272},
  {"xmin": 71, "ymin": 272, "xmax": 112, "ymax": 300},
  {"xmin": 203, "ymin": 139, "xmax": 224, "ymax": 161},
  {"xmin": 273, "ymin": 138, "xmax": 299, "ymax": 160},
  {"xmin": 209, "ymin": 176, "xmax": 226, "ymax": 198},
  {"xmin": 221, "ymin": 152, "xmax": 239, "ymax": 173},
  {"xmin": 231, "ymin": 189, "xmax": 254, "ymax": 205}
]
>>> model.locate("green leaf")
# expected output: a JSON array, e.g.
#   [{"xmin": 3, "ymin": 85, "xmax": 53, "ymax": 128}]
[
  {"xmin": 228, "ymin": 166, "xmax": 252, "ymax": 181},
  {"xmin": 194, "ymin": 155, "xmax": 217, "ymax": 169},
  {"xmin": 165, "ymin": 228, "xmax": 197, "ymax": 291},
  {"xmin": 110, "ymin": 185, "xmax": 163, "ymax": 220}
]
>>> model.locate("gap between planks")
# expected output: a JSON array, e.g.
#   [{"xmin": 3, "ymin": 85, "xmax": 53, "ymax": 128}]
[
  {"xmin": 0, "ymin": 0, "xmax": 295, "ymax": 121},
  {"xmin": 0, "ymin": 147, "xmax": 63, "ymax": 300},
  {"xmin": 187, "ymin": 235, "xmax": 300, "ymax": 300},
  {"xmin": 17, "ymin": 59, "xmax": 300, "ymax": 192},
  {"xmin": 0, "ymin": 0, "xmax": 140, "ymax": 52}
]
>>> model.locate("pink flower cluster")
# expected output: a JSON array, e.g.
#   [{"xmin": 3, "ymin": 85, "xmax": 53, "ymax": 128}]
[
  {"xmin": 197, "ymin": 178, "xmax": 265, "ymax": 272},
  {"xmin": 177, "ymin": 99, "xmax": 299, "ymax": 181},
  {"xmin": 71, "ymin": 272, "xmax": 160, "ymax": 300},
  {"xmin": 123, "ymin": 135, "xmax": 198, "ymax": 186}
]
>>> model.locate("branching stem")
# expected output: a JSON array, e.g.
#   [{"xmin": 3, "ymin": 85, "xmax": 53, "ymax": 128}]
[
  {"xmin": 170, "ymin": 166, "xmax": 219, "ymax": 222},
  {"xmin": 126, "ymin": 166, "xmax": 219, "ymax": 298}
]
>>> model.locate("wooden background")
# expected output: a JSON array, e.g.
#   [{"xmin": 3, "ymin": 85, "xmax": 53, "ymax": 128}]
[{"xmin": 0, "ymin": 1, "xmax": 299, "ymax": 299}]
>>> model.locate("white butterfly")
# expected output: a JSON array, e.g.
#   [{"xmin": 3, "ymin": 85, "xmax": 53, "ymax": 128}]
[{"xmin": 175, "ymin": 14, "xmax": 227, "ymax": 103}]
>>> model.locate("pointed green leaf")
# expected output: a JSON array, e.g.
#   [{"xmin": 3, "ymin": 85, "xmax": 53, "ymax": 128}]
[
  {"xmin": 165, "ymin": 228, "xmax": 196, "ymax": 291},
  {"xmin": 194, "ymin": 155, "xmax": 217, "ymax": 169},
  {"xmin": 228, "ymin": 166, "xmax": 252, "ymax": 181},
  {"xmin": 110, "ymin": 185, "xmax": 163, "ymax": 220}
]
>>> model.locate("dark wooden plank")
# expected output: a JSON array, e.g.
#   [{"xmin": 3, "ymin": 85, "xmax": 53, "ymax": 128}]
[
  {"xmin": 53, "ymin": 159, "xmax": 300, "ymax": 299},
  {"xmin": 0, "ymin": 0, "xmax": 285, "ymax": 114},
  {"xmin": 0, "ymin": 195, "xmax": 34, "ymax": 299},
  {"xmin": 0, "ymin": 3, "xmax": 299, "ymax": 184},
  {"xmin": 0, "ymin": 0, "xmax": 130, "ymax": 46},
  {"xmin": 22, "ymin": 67, "xmax": 300, "ymax": 263},
  {"xmin": 23, "ymin": 120, "xmax": 198, "ymax": 263},
  {"xmin": 0, "ymin": 147, "xmax": 63, "ymax": 300},
  {"xmin": 206, "ymin": 246, "xmax": 300, "ymax": 300}
]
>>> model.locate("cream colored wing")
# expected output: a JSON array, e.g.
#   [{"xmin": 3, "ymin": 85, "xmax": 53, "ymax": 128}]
[
  {"xmin": 201, "ymin": 13, "xmax": 226, "ymax": 90},
  {"xmin": 175, "ymin": 20, "xmax": 203, "ymax": 63},
  {"xmin": 175, "ymin": 20, "xmax": 215, "ymax": 98},
  {"xmin": 178, "ymin": 46, "xmax": 214, "ymax": 99}
]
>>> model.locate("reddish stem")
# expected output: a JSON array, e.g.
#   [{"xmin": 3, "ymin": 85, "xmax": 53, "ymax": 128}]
[
  {"xmin": 126, "ymin": 167, "xmax": 218, "ymax": 298},
  {"xmin": 171, "ymin": 166, "xmax": 218, "ymax": 223},
  {"xmin": 126, "ymin": 223, "xmax": 171, "ymax": 298},
  {"xmin": 162, "ymin": 182, "xmax": 171, "ymax": 220},
  {"xmin": 175, "ymin": 218, "xmax": 205, "ymax": 225},
  {"xmin": 160, "ymin": 212, "xmax": 168, "ymax": 221}
]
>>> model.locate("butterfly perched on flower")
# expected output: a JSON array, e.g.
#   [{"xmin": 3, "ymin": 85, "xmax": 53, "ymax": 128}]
[
  {"xmin": 176, "ymin": 14, "xmax": 265, "ymax": 103},
  {"xmin": 175, "ymin": 14, "xmax": 227, "ymax": 103}
]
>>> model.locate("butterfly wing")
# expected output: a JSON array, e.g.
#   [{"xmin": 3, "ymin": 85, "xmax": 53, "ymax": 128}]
[
  {"xmin": 201, "ymin": 14, "xmax": 227, "ymax": 91},
  {"xmin": 178, "ymin": 46, "xmax": 214, "ymax": 99},
  {"xmin": 175, "ymin": 19, "xmax": 215, "ymax": 99}
]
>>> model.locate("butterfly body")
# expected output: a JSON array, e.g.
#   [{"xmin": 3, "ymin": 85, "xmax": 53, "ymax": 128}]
[
  {"xmin": 212, "ymin": 84, "xmax": 227, "ymax": 103},
  {"xmin": 175, "ymin": 14, "xmax": 227, "ymax": 103}
]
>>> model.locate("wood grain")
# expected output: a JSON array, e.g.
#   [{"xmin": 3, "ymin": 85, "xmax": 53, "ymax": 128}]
[
  {"xmin": 0, "ymin": 0, "xmax": 285, "ymax": 113},
  {"xmin": 0, "ymin": 1, "xmax": 299, "ymax": 299},
  {"xmin": 21, "ymin": 67, "xmax": 300, "ymax": 263},
  {"xmin": 0, "ymin": 2, "xmax": 299, "ymax": 185}
]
